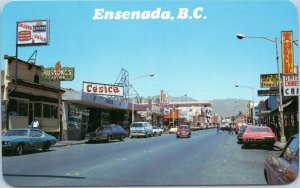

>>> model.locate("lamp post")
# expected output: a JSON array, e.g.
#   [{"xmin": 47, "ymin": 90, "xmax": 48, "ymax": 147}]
[
  {"xmin": 236, "ymin": 33, "xmax": 286, "ymax": 143},
  {"xmin": 131, "ymin": 73, "xmax": 154, "ymax": 123},
  {"xmin": 235, "ymin": 85, "xmax": 255, "ymax": 125}
]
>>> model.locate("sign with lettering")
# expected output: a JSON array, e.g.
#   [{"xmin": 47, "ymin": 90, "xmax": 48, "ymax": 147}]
[
  {"xmin": 283, "ymin": 74, "xmax": 298, "ymax": 96},
  {"xmin": 41, "ymin": 61, "xmax": 74, "ymax": 81},
  {"xmin": 257, "ymin": 89, "xmax": 279, "ymax": 96},
  {"xmin": 281, "ymin": 31, "xmax": 294, "ymax": 74},
  {"xmin": 260, "ymin": 74, "xmax": 282, "ymax": 88},
  {"xmin": 17, "ymin": 20, "xmax": 50, "ymax": 46},
  {"xmin": 83, "ymin": 81, "xmax": 124, "ymax": 97}
]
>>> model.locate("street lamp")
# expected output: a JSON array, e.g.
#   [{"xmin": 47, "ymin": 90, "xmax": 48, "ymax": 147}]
[
  {"xmin": 131, "ymin": 73, "xmax": 155, "ymax": 123},
  {"xmin": 236, "ymin": 33, "xmax": 286, "ymax": 143},
  {"xmin": 235, "ymin": 85, "xmax": 255, "ymax": 125}
]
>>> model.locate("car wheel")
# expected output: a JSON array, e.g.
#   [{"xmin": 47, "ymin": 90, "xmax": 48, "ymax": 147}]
[
  {"xmin": 119, "ymin": 135, "xmax": 124, "ymax": 141},
  {"xmin": 159, "ymin": 132, "xmax": 162, "ymax": 136},
  {"xmin": 15, "ymin": 144, "xmax": 24, "ymax": 155},
  {"xmin": 42, "ymin": 142, "xmax": 51, "ymax": 152}
]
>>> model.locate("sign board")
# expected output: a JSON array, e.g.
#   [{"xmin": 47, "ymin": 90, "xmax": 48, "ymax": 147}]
[
  {"xmin": 83, "ymin": 81, "xmax": 124, "ymax": 97},
  {"xmin": 260, "ymin": 74, "xmax": 282, "ymax": 88},
  {"xmin": 17, "ymin": 20, "xmax": 50, "ymax": 46},
  {"xmin": 283, "ymin": 74, "xmax": 298, "ymax": 96},
  {"xmin": 257, "ymin": 89, "xmax": 279, "ymax": 96},
  {"xmin": 281, "ymin": 31, "xmax": 294, "ymax": 74},
  {"xmin": 41, "ymin": 61, "xmax": 74, "ymax": 81}
]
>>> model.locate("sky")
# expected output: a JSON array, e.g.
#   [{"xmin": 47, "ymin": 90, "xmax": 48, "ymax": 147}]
[{"xmin": 0, "ymin": 0, "xmax": 299, "ymax": 103}]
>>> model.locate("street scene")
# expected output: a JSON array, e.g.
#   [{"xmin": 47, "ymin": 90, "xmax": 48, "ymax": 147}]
[{"xmin": 0, "ymin": 0, "xmax": 299, "ymax": 187}]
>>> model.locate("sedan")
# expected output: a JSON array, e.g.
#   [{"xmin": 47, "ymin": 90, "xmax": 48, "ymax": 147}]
[
  {"xmin": 237, "ymin": 125, "xmax": 249, "ymax": 143},
  {"xmin": 86, "ymin": 124, "xmax": 127, "ymax": 143},
  {"xmin": 243, "ymin": 126, "xmax": 276, "ymax": 148},
  {"xmin": 264, "ymin": 134, "xmax": 299, "ymax": 185},
  {"xmin": 2, "ymin": 128, "xmax": 57, "ymax": 155},
  {"xmin": 176, "ymin": 125, "xmax": 191, "ymax": 138}
]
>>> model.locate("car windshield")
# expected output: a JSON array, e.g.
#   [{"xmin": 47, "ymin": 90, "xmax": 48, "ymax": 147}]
[
  {"xmin": 4, "ymin": 130, "xmax": 29, "ymax": 136},
  {"xmin": 103, "ymin": 126, "xmax": 113, "ymax": 131},
  {"xmin": 131, "ymin": 123, "xmax": 143, "ymax": 127},
  {"xmin": 247, "ymin": 127, "xmax": 270, "ymax": 133},
  {"xmin": 179, "ymin": 126, "xmax": 189, "ymax": 130}
]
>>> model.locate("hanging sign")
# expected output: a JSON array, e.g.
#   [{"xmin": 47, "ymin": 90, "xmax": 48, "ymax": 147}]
[
  {"xmin": 41, "ymin": 61, "xmax": 75, "ymax": 81},
  {"xmin": 281, "ymin": 31, "xmax": 294, "ymax": 74},
  {"xmin": 17, "ymin": 20, "xmax": 50, "ymax": 46},
  {"xmin": 260, "ymin": 74, "xmax": 282, "ymax": 88}
]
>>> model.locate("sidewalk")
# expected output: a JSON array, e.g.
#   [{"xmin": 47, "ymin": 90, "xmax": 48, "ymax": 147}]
[
  {"xmin": 273, "ymin": 141, "xmax": 286, "ymax": 150},
  {"xmin": 53, "ymin": 140, "xmax": 88, "ymax": 147}
]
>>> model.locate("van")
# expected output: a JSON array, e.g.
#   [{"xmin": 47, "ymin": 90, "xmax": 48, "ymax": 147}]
[{"xmin": 130, "ymin": 122, "xmax": 153, "ymax": 138}]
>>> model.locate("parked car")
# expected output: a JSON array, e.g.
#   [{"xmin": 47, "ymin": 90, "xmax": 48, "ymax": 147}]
[
  {"xmin": 168, "ymin": 126, "xmax": 178, "ymax": 134},
  {"xmin": 152, "ymin": 126, "xmax": 163, "ymax": 136},
  {"xmin": 264, "ymin": 134, "xmax": 299, "ymax": 185},
  {"xmin": 130, "ymin": 122, "xmax": 153, "ymax": 138},
  {"xmin": 86, "ymin": 124, "xmax": 127, "ymax": 143},
  {"xmin": 237, "ymin": 125, "xmax": 249, "ymax": 143},
  {"xmin": 243, "ymin": 126, "xmax": 276, "ymax": 148},
  {"xmin": 176, "ymin": 125, "xmax": 191, "ymax": 138},
  {"xmin": 2, "ymin": 128, "xmax": 57, "ymax": 155}
]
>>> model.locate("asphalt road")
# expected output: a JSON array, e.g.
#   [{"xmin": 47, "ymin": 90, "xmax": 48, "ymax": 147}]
[{"xmin": 2, "ymin": 128, "xmax": 280, "ymax": 187}]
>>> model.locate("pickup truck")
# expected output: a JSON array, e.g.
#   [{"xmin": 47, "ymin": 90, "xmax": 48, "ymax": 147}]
[{"xmin": 152, "ymin": 126, "xmax": 163, "ymax": 136}]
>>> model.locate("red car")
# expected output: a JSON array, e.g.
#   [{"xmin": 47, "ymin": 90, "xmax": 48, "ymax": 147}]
[
  {"xmin": 243, "ymin": 126, "xmax": 276, "ymax": 148},
  {"xmin": 176, "ymin": 125, "xmax": 191, "ymax": 138}
]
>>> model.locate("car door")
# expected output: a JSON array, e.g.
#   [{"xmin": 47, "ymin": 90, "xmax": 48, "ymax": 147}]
[
  {"xmin": 269, "ymin": 136, "xmax": 299, "ymax": 184},
  {"xmin": 29, "ymin": 130, "xmax": 43, "ymax": 149}
]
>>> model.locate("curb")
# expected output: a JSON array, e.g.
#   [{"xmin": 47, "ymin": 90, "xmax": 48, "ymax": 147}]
[{"xmin": 53, "ymin": 140, "xmax": 87, "ymax": 147}]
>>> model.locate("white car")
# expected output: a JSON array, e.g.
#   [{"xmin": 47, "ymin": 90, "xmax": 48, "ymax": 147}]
[
  {"xmin": 130, "ymin": 122, "xmax": 153, "ymax": 138},
  {"xmin": 152, "ymin": 126, "xmax": 163, "ymax": 136}
]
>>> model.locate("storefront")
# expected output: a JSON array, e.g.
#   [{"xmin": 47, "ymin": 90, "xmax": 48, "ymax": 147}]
[
  {"xmin": 1, "ymin": 56, "xmax": 64, "ymax": 138},
  {"xmin": 62, "ymin": 89, "xmax": 147, "ymax": 140}
]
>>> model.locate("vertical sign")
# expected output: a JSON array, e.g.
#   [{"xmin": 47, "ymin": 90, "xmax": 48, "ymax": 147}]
[{"xmin": 281, "ymin": 31, "xmax": 294, "ymax": 74}]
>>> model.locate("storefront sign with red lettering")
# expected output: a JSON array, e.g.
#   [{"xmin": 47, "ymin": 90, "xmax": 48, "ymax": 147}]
[{"xmin": 83, "ymin": 81, "xmax": 124, "ymax": 97}]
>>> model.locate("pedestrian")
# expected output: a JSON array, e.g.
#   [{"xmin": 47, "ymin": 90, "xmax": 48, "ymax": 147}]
[
  {"xmin": 30, "ymin": 117, "xmax": 39, "ymax": 129},
  {"xmin": 216, "ymin": 124, "xmax": 220, "ymax": 134},
  {"xmin": 228, "ymin": 124, "xmax": 233, "ymax": 134}
]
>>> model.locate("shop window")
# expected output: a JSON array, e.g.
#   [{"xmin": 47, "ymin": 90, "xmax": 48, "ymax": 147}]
[
  {"xmin": 7, "ymin": 98, "xmax": 28, "ymax": 116},
  {"xmin": 43, "ymin": 104, "xmax": 51, "ymax": 118},
  {"xmin": 34, "ymin": 103, "xmax": 42, "ymax": 117},
  {"xmin": 43, "ymin": 104, "xmax": 58, "ymax": 118}
]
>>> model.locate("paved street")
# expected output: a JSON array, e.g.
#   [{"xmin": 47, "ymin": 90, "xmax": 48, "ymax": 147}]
[{"xmin": 2, "ymin": 129, "xmax": 280, "ymax": 187}]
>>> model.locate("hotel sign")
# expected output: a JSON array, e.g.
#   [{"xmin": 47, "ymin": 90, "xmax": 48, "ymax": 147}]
[
  {"xmin": 83, "ymin": 81, "xmax": 124, "ymax": 97},
  {"xmin": 281, "ymin": 31, "xmax": 294, "ymax": 74},
  {"xmin": 17, "ymin": 20, "xmax": 50, "ymax": 46},
  {"xmin": 283, "ymin": 74, "xmax": 298, "ymax": 96},
  {"xmin": 260, "ymin": 74, "xmax": 282, "ymax": 88},
  {"xmin": 41, "ymin": 61, "xmax": 74, "ymax": 81}
]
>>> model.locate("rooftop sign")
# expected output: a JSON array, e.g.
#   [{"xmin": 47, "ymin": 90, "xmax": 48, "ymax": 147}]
[
  {"xmin": 17, "ymin": 20, "xmax": 50, "ymax": 46},
  {"xmin": 83, "ymin": 81, "xmax": 124, "ymax": 97}
]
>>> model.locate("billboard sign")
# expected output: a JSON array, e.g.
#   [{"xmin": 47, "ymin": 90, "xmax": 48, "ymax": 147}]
[
  {"xmin": 281, "ymin": 31, "xmax": 294, "ymax": 74},
  {"xmin": 41, "ymin": 61, "xmax": 74, "ymax": 81},
  {"xmin": 257, "ymin": 89, "xmax": 279, "ymax": 96},
  {"xmin": 260, "ymin": 74, "xmax": 282, "ymax": 88},
  {"xmin": 283, "ymin": 74, "xmax": 298, "ymax": 96},
  {"xmin": 83, "ymin": 82, "xmax": 124, "ymax": 97},
  {"xmin": 17, "ymin": 20, "xmax": 50, "ymax": 46}
]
